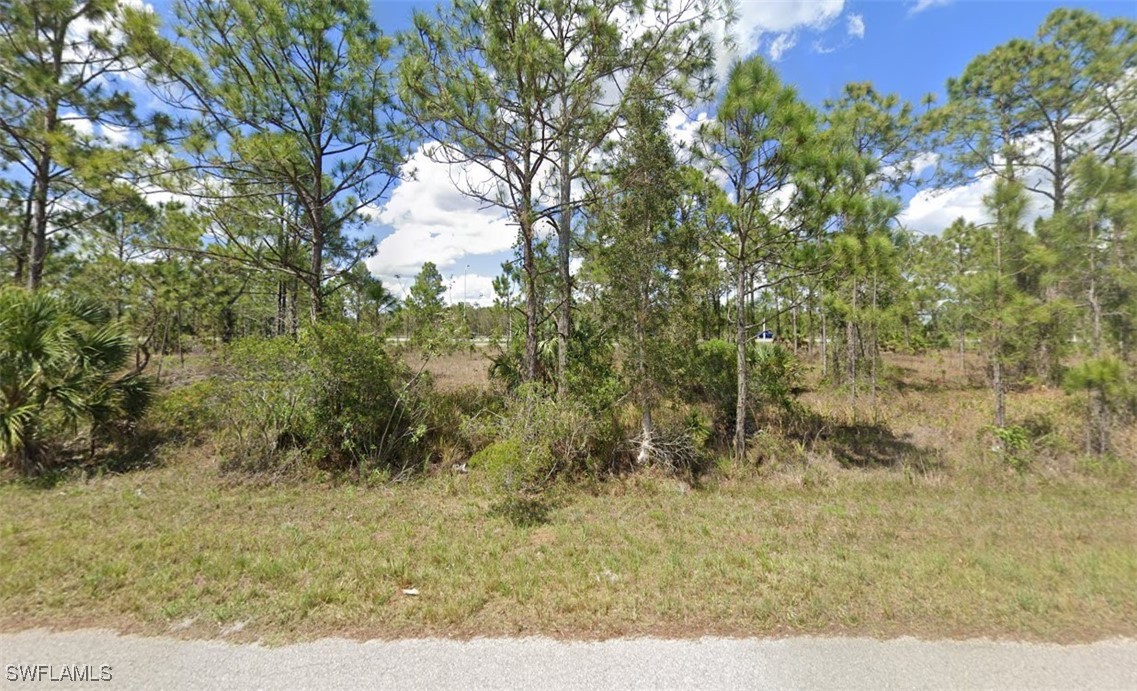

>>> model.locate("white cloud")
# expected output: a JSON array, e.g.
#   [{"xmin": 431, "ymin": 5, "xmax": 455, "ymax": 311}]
[
  {"xmin": 736, "ymin": 0, "xmax": 843, "ymax": 37},
  {"xmin": 768, "ymin": 33, "xmax": 799, "ymax": 62},
  {"xmin": 899, "ymin": 173, "xmax": 1050, "ymax": 236},
  {"xmin": 899, "ymin": 178, "xmax": 992, "ymax": 234},
  {"xmin": 717, "ymin": 0, "xmax": 844, "ymax": 72},
  {"xmin": 442, "ymin": 273, "xmax": 497, "ymax": 306},
  {"xmin": 365, "ymin": 145, "xmax": 516, "ymax": 289},
  {"xmin": 57, "ymin": 112, "xmax": 136, "ymax": 148},
  {"xmin": 64, "ymin": 0, "xmax": 154, "ymax": 71},
  {"xmin": 100, "ymin": 123, "xmax": 134, "ymax": 147},
  {"xmin": 51, "ymin": 0, "xmax": 155, "ymax": 107},
  {"xmin": 877, "ymin": 151, "xmax": 940, "ymax": 185},
  {"xmin": 908, "ymin": 0, "xmax": 952, "ymax": 16},
  {"xmin": 811, "ymin": 40, "xmax": 838, "ymax": 55},
  {"xmin": 666, "ymin": 110, "xmax": 711, "ymax": 150},
  {"xmin": 763, "ymin": 182, "xmax": 799, "ymax": 217},
  {"xmin": 909, "ymin": 152, "xmax": 940, "ymax": 176},
  {"xmin": 60, "ymin": 113, "xmax": 95, "ymax": 137},
  {"xmin": 809, "ymin": 10, "xmax": 863, "ymax": 56}
]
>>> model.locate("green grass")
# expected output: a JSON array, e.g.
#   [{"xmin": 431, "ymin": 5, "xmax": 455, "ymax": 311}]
[{"xmin": 2, "ymin": 463, "xmax": 1134, "ymax": 643}]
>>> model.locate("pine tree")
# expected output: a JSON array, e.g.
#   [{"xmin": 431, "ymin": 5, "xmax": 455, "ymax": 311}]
[{"xmin": 0, "ymin": 0, "xmax": 159, "ymax": 288}]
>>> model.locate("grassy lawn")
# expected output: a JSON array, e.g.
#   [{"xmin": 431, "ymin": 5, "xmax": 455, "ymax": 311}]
[{"xmin": 2, "ymin": 462, "xmax": 1134, "ymax": 643}]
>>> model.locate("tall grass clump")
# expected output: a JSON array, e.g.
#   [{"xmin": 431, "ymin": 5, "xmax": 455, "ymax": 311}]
[
  {"xmin": 464, "ymin": 384, "xmax": 618, "ymax": 494},
  {"xmin": 215, "ymin": 324, "xmax": 426, "ymax": 477}
]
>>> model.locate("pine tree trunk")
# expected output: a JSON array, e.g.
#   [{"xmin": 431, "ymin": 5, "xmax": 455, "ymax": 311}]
[
  {"xmin": 26, "ymin": 46, "xmax": 62, "ymax": 290},
  {"xmin": 1089, "ymin": 215, "xmax": 1102, "ymax": 356},
  {"xmin": 993, "ymin": 356, "xmax": 1006, "ymax": 428},
  {"xmin": 177, "ymin": 306, "xmax": 184, "ymax": 366},
  {"xmin": 288, "ymin": 280, "xmax": 299, "ymax": 337},
  {"xmin": 27, "ymin": 153, "xmax": 52, "ymax": 290},
  {"xmin": 308, "ymin": 148, "xmax": 326, "ymax": 323},
  {"xmin": 1097, "ymin": 393, "xmax": 1109, "ymax": 455},
  {"xmin": 805, "ymin": 287, "xmax": 813, "ymax": 357},
  {"xmin": 774, "ymin": 290, "xmax": 781, "ymax": 337},
  {"xmin": 308, "ymin": 230, "xmax": 325, "ymax": 323},
  {"xmin": 13, "ymin": 194, "xmax": 32, "ymax": 284},
  {"xmin": 556, "ymin": 122, "xmax": 572, "ymax": 396},
  {"xmin": 1087, "ymin": 389, "xmax": 1110, "ymax": 454},
  {"xmin": 792, "ymin": 301, "xmax": 798, "ymax": 353},
  {"xmin": 871, "ymin": 274, "xmax": 878, "ymax": 423},
  {"xmin": 820, "ymin": 287, "xmax": 828, "ymax": 379},
  {"xmin": 734, "ymin": 256, "xmax": 748, "ymax": 461},
  {"xmin": 993, "ymin": 196, "xmax": 1006, "ymax": 430},
  {"xmin": 847, "ymin": 280, "xmax": 857, "ymax": 424},
  {"xmin": 638, "ymin": 405, "xmax": 654, "ymax": 466},
  {"xmin": 276, "ymin": 281, "xmax": 288, "ymax": 336},
  {"xmin": 635, "ymin": 305, "xmax": 653, "ymax": 465},
  {"xmin": 958, "ymin": 330, "xmax": 966, "ymax": 378},
  {"xmin": 522, "ymin": 211, "xmax": 539, "ymax": 383}
]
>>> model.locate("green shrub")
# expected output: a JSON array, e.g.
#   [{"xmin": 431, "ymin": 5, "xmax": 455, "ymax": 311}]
[
  {"xmin": 688, "ymin": 339, "xmax": 736, "ymax": 426},
  {"xmin": 0, "ymin": 288, "xmax": 153, "ymax": 474},
  {"xmin": 687, "ymin": 339, "xmax": 803, "ymax": 437},
  {"xmin": 988, "ymin": 424, "xmax": 1032, "ymax": 473},
  {"xmin": 564, "ymin": 317, "xmax": 621, "ymax": 413},
  {"xmin": 1063, "ymin": 356, "xmax": 1135, "ymax": 454},
  {"xmin": 468, "ymin": 438, "xmax": 526, "ymax": 487},
  {"xmin": 304, "ymin": 325, "xmax": 424, "ymax": 466},
  {"xmin": 488, "ymin": 336, "xmax": 554, "ymax": 391},
  {"xmin": 464, "ymin": 384, "xmax": 612, "ymax": 493},
  {"xmin": 216, "ymin": 324, "xmax": 425, "ymax": 476},
  {"xmin": 751, "ymin": 344, "xmax": 802, "ymax": 410},
  {"xmin": 217, "ymin": 337, "xmax": 309, "ymax": 473}
]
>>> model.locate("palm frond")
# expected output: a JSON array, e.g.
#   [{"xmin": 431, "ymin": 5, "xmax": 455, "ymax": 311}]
[
  {"xmin": 0, "ymin": 288, "xmax": 154, "ymax": 473},
  {"xmin": 0, "ymin": 404, "xmax": 37, "ymax": 456},
  {"xmin": 72, "ymin": 325, "xmax": 132, "ymax": 374}
]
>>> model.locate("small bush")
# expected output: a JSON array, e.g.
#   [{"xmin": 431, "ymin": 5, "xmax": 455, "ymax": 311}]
[
  {"xmin": 564, "ymin": 317, "xmax": 621, "ymax": 413},
  {"xmin": 688, "ymin": 339, "xmax": 736, "ymax": 420},
  {"xmin": 687, "ymin": 339, "xmax": 804, "ymax": 440},
  {"xmin": 468, "ymin": 438, "xmax": 527, "ymax": 487},
  {"xmin": 1063, "ymin": 356, "xmax": 1135, "ymax": 455},
  {"xmin": 488, "ymin": 317, "xmax": 620, "ymax": 413},
  {"xmin": 464, "ymin": 384, "xmax": 612, "ymax": 493},
  {"xmin": 304, "ymin": 325, "xmax": 424, "ymax": 468},
  {"xmin": 751, "ymin": 344, "xmax": 803, "ymax": 410},
  {"xmin": 216, "ymin": 325, "xmax": 425, "ymax": 476},
  {"xmin": 988, "ymin": 424, "xmax": 1032, "ymax": 473},
  {"xmin": 0, "ymin": 288, "xmax": 153, "ymax": 475}
]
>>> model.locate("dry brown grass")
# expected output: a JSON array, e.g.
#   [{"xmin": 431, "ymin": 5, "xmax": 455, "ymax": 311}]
[
  {"xmin": 779, "ymin": 349, "xmax": 1136, "ymax": 484},
  {"xmin": 404, "ymin": 347, "xmax": 493, "ymax": 391}
]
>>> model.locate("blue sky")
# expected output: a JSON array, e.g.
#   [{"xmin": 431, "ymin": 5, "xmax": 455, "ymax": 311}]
[
  {"xmin": 358, "ymin": 0, "xmax": 1135, "ymax": 305},
  {"xmin": 777, "ymin": 1, "xmax": 1132, "ymax": 105}
]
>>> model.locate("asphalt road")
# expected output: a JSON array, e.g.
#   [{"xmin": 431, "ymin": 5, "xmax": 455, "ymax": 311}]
[{"xmin": 2, "ymin": 630, "xmax": 1135, "ymax": 690}]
